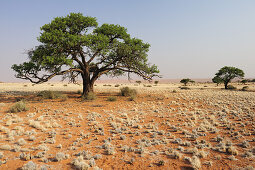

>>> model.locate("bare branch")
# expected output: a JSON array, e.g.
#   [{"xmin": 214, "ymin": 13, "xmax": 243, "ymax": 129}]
[{"xmin": 17, "ymin": 68, "xmax": 83, "ymax": 84}]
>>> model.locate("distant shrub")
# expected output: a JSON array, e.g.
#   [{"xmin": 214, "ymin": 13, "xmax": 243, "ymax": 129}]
[
  {"xmin": 9, "ymin": 100, "xmax": 28, "ymax": 113},
  {"xmin": 63, "ymin": 84, "xmax": 68, "ymax": 87},
  {"xmin": 107, "ymin": 96, "xmax": 117, "ymax": 101},
  {"xmin": 37, "ymin": 90, "xmax": 66, "ymax": 99},
  {"xmin": 115, "ymin": 84, "xmax": 120, "ymax": 87},
  {"xmin": 179, "ymin": 86, "xmax": 190, "ymax": 90},
  {"xmin": 172, "ymin": 89, "xmax": 177, "ymax": 93},
  {"xmin": 77, "ymin": 90, "xmax": 82, "ymax": 94},
  {"xmin": 82, "ymin": 92, "xmax": 96, "ymax": 101},
  {"xmin": 120, "ymin": 87, "xmax": 137, "ymax": 97},
  {"xmin": 128, "ymin": 95, "xmax": 136, "ymax": 101},
  {"xmin": 242, "ymin": 86, "xmax": 249, "ymax": 91},
  {"xmin": 227, "ymin": 85, "xmax": 237, "ymax": 90}
]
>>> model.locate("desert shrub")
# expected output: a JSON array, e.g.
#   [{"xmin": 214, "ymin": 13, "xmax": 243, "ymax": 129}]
[
  {"xmin": 172, "ymin": 89, "xmax": 177, "ymax": 93},
  {"xmin": 242, "ymin": 86, "xmax": 249, "ymax": 91},
  {"xmin": 77, "ymin": 90, "xmax": 82, "ymax": 94},
  {"xmin": 37, "ymin": 90, "xmax": 66, "ymax": 99},
  {"xmin": 107, "ymin": 96, "xmax": 117, "ymax": 101},
  {"xmin": 179, "ymin": 86, "xmax": 190, "ymax": 90},
  {"xmin": 128, "ymin": 95, "xmax": 136, "ymax": 101},
  {"xmin": 9, "ymin": 100, "xmax": 28, "ymax": 113},
  {"xmin": 120, "ymin": 87, "xmax": 137, "ymax": 97},
  {"xmin": 227, "ymin": 85, "xmax": 237, "ymax": 90},
  {"xmin": 115, "ymin": 84, "xmax": 120, "ymax": 87},
  {"xmin": 82, "ymin": 92, "xmax": 96, "ymax": 101},
  {"xmin": 63, "ymin": 84, "xmax": 68, "ymax": 87}
]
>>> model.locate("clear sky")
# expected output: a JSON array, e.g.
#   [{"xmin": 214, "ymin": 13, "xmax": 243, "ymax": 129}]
[{"xmin": 0, "ymin": 0, "xmax": 254, "ymax": 82}]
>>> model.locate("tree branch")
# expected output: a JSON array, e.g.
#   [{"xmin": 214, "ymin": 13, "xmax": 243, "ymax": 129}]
[{"xmin": 17, "ymin": 68, "xmax": 83, "ymax": 84}]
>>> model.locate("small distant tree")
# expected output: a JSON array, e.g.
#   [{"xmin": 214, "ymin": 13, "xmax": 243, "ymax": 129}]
[
  {"xmin": 180, "ymin": 78, "xmax": 192, "ymax": 86},
  {"xmin": 251, "ymin": 79, "xmax": 255, "ymax": 82},
  {"xmin": 154, "ymin": 80, "xmax": 159, "ymax": 85},
  {"xmin": 215, "ymin": 66, "xmax": 244, "ymax": 89},
  {"xmin": 136, "ymin": 81, "xmax": 142, "ymax": 85},
  {"xmin": 241, "ymin": 79, "xmax": 248, "ymax": 85},
  {"xmin": 212, "ymin": 76, "xmax": 223, "ymax": 86}
]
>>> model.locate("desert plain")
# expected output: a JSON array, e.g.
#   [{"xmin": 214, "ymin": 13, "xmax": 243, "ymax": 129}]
[{"xmin": 0, "ymin": 81, "xmax": 254, "ymax": 170}]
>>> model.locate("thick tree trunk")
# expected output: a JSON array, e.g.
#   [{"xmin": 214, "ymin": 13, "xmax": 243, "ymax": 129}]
[
  {"xmin": 82, "ymin": 80, "xmax": 94, "ymax": 96},
  {"xmin": 81, "ymin": 67, "xmax": 94, "ymax": 97},
  {"xmin": 224, "ymin": 82, "xmax": 228, "ymax": 89}
]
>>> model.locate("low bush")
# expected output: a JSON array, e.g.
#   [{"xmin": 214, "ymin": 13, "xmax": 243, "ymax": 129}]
[
  {"xmin": 179, "ymin": 86, "xmax": 190, "ymax": 90},
  {"xmin": 9, "ymin": 100, "xmax": 29, "ymax": 113},
  {"xmin": 227, "ymin": 85, "xmax": 237, "ymax": 90},
  {"xmin": 37, "ymin": 90, "xmax": 66, "ymax": 99},
  {"xmin": 242, "ymin": 86, "xmax": 249, "ymax": 91},
  {"xmin": 107, "ymin": 96, "xmax": 117, "ymax": 101},
  {"xmin": 120, "ymin": 87, "xmax": 137, "ymax": 97},
  {"xmin": 82, "ymin": 92, "xmax": 96, "ymax": 101},
  {"xmin": 128, "ymin": 95, "xmax": 136, "ymax": 101}
]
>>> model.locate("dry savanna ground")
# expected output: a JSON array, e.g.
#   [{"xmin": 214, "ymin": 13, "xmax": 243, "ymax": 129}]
[{"xmin": 0, "ymin": 82, "xmax": 254, "ymax": 170}]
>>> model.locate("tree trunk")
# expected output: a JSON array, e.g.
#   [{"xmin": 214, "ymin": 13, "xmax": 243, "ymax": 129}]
[
  {"xmin": 81, "ymin": 67, "xmax": 94, "ymax": 96},
  {"xmin": 224, "ymin": 82, "xmax": 228, "ymax": 89},
  {"xmin": 82, "ymin": 80, "xmax": 94, "ymax": 96}
]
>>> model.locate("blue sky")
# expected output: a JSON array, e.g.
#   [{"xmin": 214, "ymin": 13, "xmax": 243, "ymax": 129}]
[{"xmin": 0, "ymin": 0, "xmax": 254, "ymax": 82}]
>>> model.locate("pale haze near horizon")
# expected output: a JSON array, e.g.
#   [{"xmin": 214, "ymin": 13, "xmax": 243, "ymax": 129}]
[{"xmin": 0, "ymin": 0, "xmax": 254, "ymax": 82}]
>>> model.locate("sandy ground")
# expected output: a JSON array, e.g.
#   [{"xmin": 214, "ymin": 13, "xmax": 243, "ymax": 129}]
[{"xmin": 0, "ymin": 82, "xmax": 254, "ymax": 169}]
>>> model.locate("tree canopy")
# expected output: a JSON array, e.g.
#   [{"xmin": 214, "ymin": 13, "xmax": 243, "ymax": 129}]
[
  {"xmin": 214, "ymin": 66, "xmax": 244, "ymax": 89},
  {"xmin": 12, "ymin": 13, "xmax": 159, "ymax": 96},
  {"xmin": 212, "ymin": 76, "xmax": 223, "ymax": 86},
  {"xmin": 180, "ymin": 78, "xmax": 194, "ymax": 86}
]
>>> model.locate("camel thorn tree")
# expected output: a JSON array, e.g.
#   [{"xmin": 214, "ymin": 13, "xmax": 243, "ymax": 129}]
[{"xmin": 12, "ymin": 13, "xmax": 160, "ymax": 96}]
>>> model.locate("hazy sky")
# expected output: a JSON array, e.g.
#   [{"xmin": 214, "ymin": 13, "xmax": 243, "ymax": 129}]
[{"xmin": 0, "ymin": 0, "xmax": 254, "ymax": 82}]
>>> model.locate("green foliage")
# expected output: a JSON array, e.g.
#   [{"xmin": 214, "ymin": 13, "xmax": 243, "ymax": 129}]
[
  {"xmin": 241, "ymin": 79, "xmax": 248, "ymax": 84},
  {"xmin": 37, "ymin": 90, "xmax": 66, "ymax": 99},
  {"xmin": 251, "ymin": 79, "xmax": 255, "ymax": 82},
  {"xmin": 82, "ymin": 92, "xmax": 96, "ymax": 101},
  {"xmin": 212, "ymin": 76, "xmax": 223, "ymax": 86},
  {"xmin": 11, "ymin": 13, "xmax": 160, "ymax": 96},
  {"xmin": 107, "ymin": 96, "xmax": 117, "ymax": 101},
  {"xmin": 120, "ymin": 87, "xmax": 137, "ymax": 97},
  {"xmin": 215, "ymin": 66, "xmax": 244, "ymax": 89},
  {"xmin": 9, "ymin": 100, "xmax": 28, "ymax": 113},
  {"xmin": 180, "ymin": 78, "xmax": 192, "ymax": 86},
  {"xmin": 242, "ymin": 86, "xmax": 249, "ymax": 91}
]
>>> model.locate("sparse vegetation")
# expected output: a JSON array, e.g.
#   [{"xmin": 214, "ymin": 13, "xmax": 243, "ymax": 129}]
[
  {"xmin": 107, "ymin": 96, "xmax": 117, "ymax": 101},
  {"xmin": 120, "ymin": 87, "xmax": 137, "ymax": 97},
  {"xmin": 0, "ymin": 81, "xmax": 254, "ymax": 169},
  {"xmin": 82, "ymin": 92, "xmax": 96, "ymax": 101},
  {"xmin": 9, "ymin": 100, "xmax": 28, "ymax": 113},
  {"xmin": 37, "ymin": 90, "xmax": 66, "ymax": 99}
]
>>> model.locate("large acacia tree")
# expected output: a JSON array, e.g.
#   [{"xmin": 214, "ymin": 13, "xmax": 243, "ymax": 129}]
[{"xmin": 12, "ymin": 13, "xmax": 159, "ymax": 96}]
